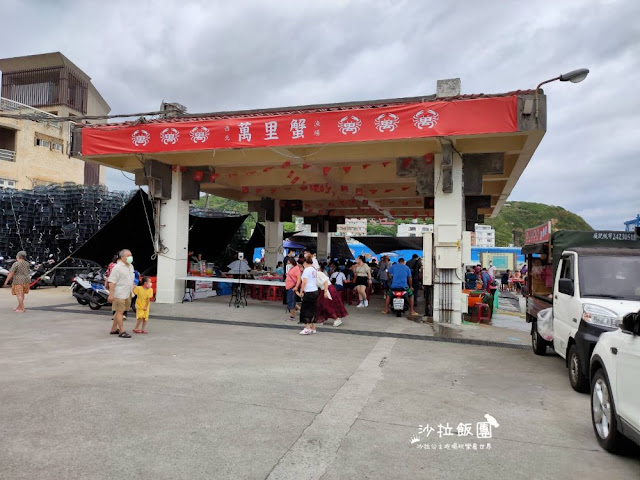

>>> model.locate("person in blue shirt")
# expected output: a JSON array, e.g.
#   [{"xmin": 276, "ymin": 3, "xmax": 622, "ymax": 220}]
[
  {"xmin": 381, "ymin": 258, "xmax": 419, "ymax": 316},
  {"xmin": 481, "ymin": 268, "xmax": 492, "ymax": 291}
]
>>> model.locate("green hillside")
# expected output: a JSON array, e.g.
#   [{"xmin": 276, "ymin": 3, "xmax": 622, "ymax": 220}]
[{"xmin": 486, "ymin": 201, "xmax": 592, "ymax": 247}]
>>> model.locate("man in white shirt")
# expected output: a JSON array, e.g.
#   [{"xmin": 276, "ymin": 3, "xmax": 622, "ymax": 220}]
[
  {"xmin": 108, "ymin": 249, "xmax": 135, "ymax": 338},
  {"xmin": 298, "ymin": 256, "xmax": 319, "ymax": 335},
  {"xmin": 487, "ymin": 261, "xmax": 496, "ymax": 281}
]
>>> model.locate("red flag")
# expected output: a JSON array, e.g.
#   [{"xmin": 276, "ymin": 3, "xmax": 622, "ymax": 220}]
[
  {"xmin": 192, "ymin": 170, "xmax": 204, "ymax": 182},
  {"xmin": 246, "ymin": 170, "xmax": 256, "ymax": 176},
  {"xmin": 262, "ymin": 166, "xmax": 274, "ymax": 172},
  {"xmin": 300, "ymin": 185, "xmax": 308, "ymax": 190},
  {"xmin": 323, "ymin": 166, "xmax": 332, "ymax": 176},
  {"xmin": 384, "ymin": 188, "xmax": 393, "ymax": 193},
  {"xmin": 355, "ymin": 188, "xmax": 363, "ymax": 196},
  {"xmin": 369, "ymin": 189, "xmax": 377, "ymax": 195},
  {"xmin": 270, "ymin": 188, "xmax": 276, "ymax": 194},
  {"xmin": 401, "ymin": 186, "xmax": 410, "ymax": 191},
  {"xmin": 341, "ymin": 185, "xmax": 348, "ymax": 192},
  {"xmin": 281, "ymin": 161, "xmax": 291, "ymax": 168},
  {"xmin": 291, "ymin": 177, "xmax": 299, "ymax": 184},
  {"xmin": 242, "ymin": 186, "xmax": 249, "ymax": 193},
  {"xmin": 287, "ymin": 169, "xmax": 295, "ymax": 178},
  {"xmin": 362, "ymin": 163, "xmax": 370, "ymax": 170},
  {"xmin": 302, "ymin": 164, "xmax": 311, "ymax": 169},
  {"xmin": 256, "ymin": 188, "xmax": 264, "ymax": 194},
  {"xmin": 402, "ymin": 157, "xmax": 412, "ymax": 169},
  {"xmin": 382, "ymin": 161, "xmax": 390, "ymax": 167},
  {"xmin": 342, "ymin": 166, "xmax": 351, "ymax": 174}
]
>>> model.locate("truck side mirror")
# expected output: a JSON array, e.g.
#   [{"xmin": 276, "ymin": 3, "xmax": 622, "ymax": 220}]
[
  {"xmin": 558, "ymin": 278, "xmax": 574, "ymax": 296},
  {"xmin": 622, "ymin": 312, "xmax": 640, "ymax": 335}
]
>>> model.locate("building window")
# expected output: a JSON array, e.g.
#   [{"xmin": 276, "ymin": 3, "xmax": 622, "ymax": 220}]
[
  {"xmin": 36, "ymin": 138, "xmax": 51, "ymax": 148},
  {"xmin": 34, "ymin": 134, "xmax": 64, "ymax": 153},
  {"xmin": 0, "ymin": 178, "xmax": 16, "ymax": 188}
]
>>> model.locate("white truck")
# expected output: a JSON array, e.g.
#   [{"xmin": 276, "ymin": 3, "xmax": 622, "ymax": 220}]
[{"xmin": 523, "ymin": 224, "xmax": 640, "ymax": 392}]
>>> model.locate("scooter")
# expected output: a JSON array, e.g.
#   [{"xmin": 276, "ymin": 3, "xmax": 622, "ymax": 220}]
[
  {"xmin": 29, "ymin": 256, "xmax": 58, "ymax": 289},
  {"xmin": 85, "ymin": 271, "xmax": 111, "ymax": 310},
  {"xmin": 0, "ymin": 257, "xmax": 9, "ymax": 286},
  {"xmin": 71, "ymin": 273, "xmax": 92, "ymax": 305},
  {"xmin": 390, "ymin": 288, "xmax": 410, "ymax": 317}
]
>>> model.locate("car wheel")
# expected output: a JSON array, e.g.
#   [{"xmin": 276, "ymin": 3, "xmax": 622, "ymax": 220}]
[
  {"xmin": 591, "ymin": 369, "xmax": 623, "ymax": 452},
  {"xmin": 532, "ymin": 322, "xmax": 547, "ymax": 356},
  {"xmin": 568, "ymin": 344, "xmax": 589, "ymax": 393}
]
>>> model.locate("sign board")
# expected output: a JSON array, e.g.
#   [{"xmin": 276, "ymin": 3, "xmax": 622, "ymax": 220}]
[{"xmin": 525, "ymin": 221, "xmax": 551, "ymax": 245}]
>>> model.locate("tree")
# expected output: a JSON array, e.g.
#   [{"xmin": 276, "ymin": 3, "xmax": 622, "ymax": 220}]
[{"xmin": 367, "ymin": 224, "xmax": 396, "ymax": 236}]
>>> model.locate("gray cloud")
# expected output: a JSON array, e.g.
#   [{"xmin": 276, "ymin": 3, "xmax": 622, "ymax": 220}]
[{"xmin": 1, "ymin": 0, "xmax": 639, "ymax": 228}]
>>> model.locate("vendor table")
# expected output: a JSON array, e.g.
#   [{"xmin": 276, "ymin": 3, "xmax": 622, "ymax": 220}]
[{"xmin": 178, "ymin": 276, "xmax": 286, "ymax": 308}]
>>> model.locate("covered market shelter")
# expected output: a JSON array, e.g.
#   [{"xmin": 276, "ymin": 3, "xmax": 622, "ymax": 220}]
[{"xmin": 71, "ymin": 78, "xmax": 547, "ymax": 323}]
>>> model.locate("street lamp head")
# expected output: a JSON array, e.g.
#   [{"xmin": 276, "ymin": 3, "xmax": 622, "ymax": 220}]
[{"xmin": 559, "ymin": 68, "xmax": 589, "ymax": 83}]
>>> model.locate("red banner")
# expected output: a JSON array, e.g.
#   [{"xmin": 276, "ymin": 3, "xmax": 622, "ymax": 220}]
[
  {"xmin": 525, "ymin": 221, "xmax": 552, "ymax": 245},
  {"xmin": 81, "ymin": 96, "xmax": 518, "ymax": 156}
]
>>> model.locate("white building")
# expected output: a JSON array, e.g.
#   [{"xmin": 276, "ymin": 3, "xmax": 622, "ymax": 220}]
[
  {"xmin": 397, "ymin": 221, "xmax": 434, "ymax": 237},
  {"xmin": 474, "ymin": 224, "xmax": 496, "ymax": 247},
  {"xmin": 294, "ymin": 216, "xmax": 312, "ymax": 234},
  {"xmin": 335, "ymin": 217, "xmax": 367, "ymax": 237}
]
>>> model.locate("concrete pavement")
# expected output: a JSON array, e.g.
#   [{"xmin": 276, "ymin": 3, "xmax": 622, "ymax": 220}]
[{"xmin": 1, "ymin": 288, "xmax": 638, "ymax": 479}]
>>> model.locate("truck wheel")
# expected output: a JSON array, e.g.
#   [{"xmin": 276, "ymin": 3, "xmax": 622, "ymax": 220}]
[
  {"xmin": 568, "ymin": 344, "xmax": 589, "ymax": 393},
  {"xmin": 591, "ymin": 369, "xmax": 624, "ymax": 452},
  {"xmin": 532, "ymin": 322, "xmax": 547, "ymax": 356}
]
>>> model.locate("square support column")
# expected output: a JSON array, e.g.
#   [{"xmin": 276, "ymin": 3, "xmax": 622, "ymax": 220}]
[
  {"xmin": 432, "ymin": 144, "xmax": 464, "ymax": 324},
  {"xmin": 317, "ymin": 219, "xmax": 331, "ymax": 263},
  {"xmin": 264, "ymin": 201, "xmax": 282, "ymax": 271},
  {"xmin": 156, "ymin": 169, "xmax": 190, "ymax": 304}
]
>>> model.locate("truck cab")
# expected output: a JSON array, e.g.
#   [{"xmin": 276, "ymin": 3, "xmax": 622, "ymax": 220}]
[
  {"xmin": 551, "ymin": 248, "xmax": 640, "ymax": 392},
  {"xmin": 523, "ymin": 225, "xmax": 640, "ymax": 392}
]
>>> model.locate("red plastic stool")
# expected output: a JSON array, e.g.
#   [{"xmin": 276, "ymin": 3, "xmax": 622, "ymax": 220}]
[
  {"xmin": 473, "ymin": 303, "xmax": 491, "ymax": 324},
  {"xmin": 266, "ymin": 286, "xmax": 283, "ymax": 301}
]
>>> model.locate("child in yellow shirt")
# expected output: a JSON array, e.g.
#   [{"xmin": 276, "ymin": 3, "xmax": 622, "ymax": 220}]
[{"xmin": 133, "ymin": 277, "xmax": 154, "ymax": 334}]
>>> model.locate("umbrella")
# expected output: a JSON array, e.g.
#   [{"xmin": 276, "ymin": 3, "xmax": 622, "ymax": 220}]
[
  {"xmin": 283, "ymin": 239, "xmax": 306, "ymax": 250},
  {"xmin": 227, "ymin": 259, "xmax": 251, "ymax": 273},
  {"xmin": 379, "ymin": 252, "xmax": 399, "ymax": 258}
]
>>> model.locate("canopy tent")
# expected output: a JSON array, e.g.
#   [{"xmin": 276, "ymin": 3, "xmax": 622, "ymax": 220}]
[
  {"xmin": 72, "ymin": 190, "xmax": 247, "ymax": 274},
  {"xmin": 352, "ymin": 236, "xmax": 424, "ymax": 254}
]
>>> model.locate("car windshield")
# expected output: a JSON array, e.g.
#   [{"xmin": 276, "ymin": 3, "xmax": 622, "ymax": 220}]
[{"xmin": 579, "ymin": 255, "xmax": 640, "ymax": 300}]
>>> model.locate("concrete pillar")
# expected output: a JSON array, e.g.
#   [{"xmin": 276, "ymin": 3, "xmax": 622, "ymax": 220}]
[
  {"xmin": 432, "ymin": 144, "xmax": 464, "ymax": 324},
  {"xmin": 317, "ymin": 219, "xmax": 331, "ymax": 263},
  {"xmin": 264, "ymin": 201, "xmax": 282, "ymax": 271},
  {"xmin": 156, "ymin": 169, "xmax": 190, "ymax": 304}
]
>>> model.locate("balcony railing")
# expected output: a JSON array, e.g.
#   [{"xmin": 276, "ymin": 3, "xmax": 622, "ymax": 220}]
[
  {"xmin": 0, "ymin": 97, "xmax": 62, "ymax": 131},
  {"xmin": 0, "ymin": 148, "xmax": 16, "ymax": 162}
]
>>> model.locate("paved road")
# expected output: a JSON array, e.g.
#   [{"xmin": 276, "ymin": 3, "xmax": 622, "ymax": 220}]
[{"xmin": 1, "ymin": 290, "xmax": 638, "ymax": 479}]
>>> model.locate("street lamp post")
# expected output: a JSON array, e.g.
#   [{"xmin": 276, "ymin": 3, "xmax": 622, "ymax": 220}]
[{"xmin": 535, "ymin": 68, "xmax": 590, "ymax": 118}]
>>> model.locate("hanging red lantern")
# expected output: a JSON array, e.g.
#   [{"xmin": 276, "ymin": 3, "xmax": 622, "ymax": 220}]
[
  {"xmin": 209, "ymin": 173, "xmax": 220, "ymax": 182},
  {"xmin": 192, "ymin": 170, "xmax": 204, "ymax": 182},
  {"xmin": 355, "ymin": 188, "xmax": 363, "ymax": 196},
  {"xmin": 424, "ymin": 153, "xmax": 434, "ymax": 164},
  {"xmin": 242, "ymin": 186, "xmax": 249, "ymax": 193},
  {"xmin": 341, "ymin": 185, "xmax": 348, "ymax": 192},
  {"xmin": 322, "ymin": 166, "xmax": 332, "ymax": 176}
]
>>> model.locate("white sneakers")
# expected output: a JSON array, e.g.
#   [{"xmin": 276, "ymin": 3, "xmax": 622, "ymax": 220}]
[
  {"xmin": 356, "ymin": 302, "xmax": 364, "ymax": 308},
  {"xmin": 364, "ymin": 299, "xmax": 369, "ymax": 307},
  {"xmin": 299, "ymin": 328, "xmax": 317, "ymax": 335},
  {"xmin": 333, "ymin": 319, "xmax": 342, "ymax": 327},
  {"xmin": 357, "ymin": 300, "xmax": 369, "ymax": 308}
]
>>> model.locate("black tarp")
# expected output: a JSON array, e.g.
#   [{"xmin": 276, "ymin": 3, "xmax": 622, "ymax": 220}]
[
  {"xmin": 242, "ymin": 223, "xmax": 298, "ymax": 261},
  {"xmin": 72, "ymin": 190, "xmax": 247, "ymax": 274},
  {"xmin": 287, "ymin": 235, "xmax": 354, "ymax": 260},
  {"xmin": 352, "ymin": 236, "xmax": 424, "ymax": 254}
]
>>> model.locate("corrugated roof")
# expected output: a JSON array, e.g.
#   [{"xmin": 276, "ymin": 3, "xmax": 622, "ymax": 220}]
[{"xmin": 82, "ymin": 89, "xmax": 535, "ymax": 129}]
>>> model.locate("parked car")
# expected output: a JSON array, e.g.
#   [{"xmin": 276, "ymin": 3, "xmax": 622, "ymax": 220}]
[{"xmin": 590, "ymin": 310, "xmax": 640, "ymax": 452}]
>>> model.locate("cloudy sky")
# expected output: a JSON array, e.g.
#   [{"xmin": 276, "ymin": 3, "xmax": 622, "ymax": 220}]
[{"xmin": 2, "ymin": 0, "xmax": 638, "ymax": 229}]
